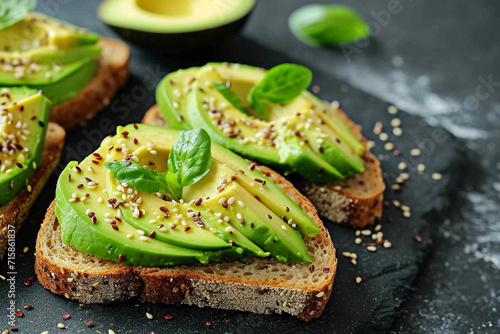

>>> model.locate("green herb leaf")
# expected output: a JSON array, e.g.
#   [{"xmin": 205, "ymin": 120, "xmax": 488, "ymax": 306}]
[
  {"xmin": 247, "ymin": 63, "xmax": 312, "ymax": 117},
  {"xmin": 165, "ymin": 171, "xmax": 182, "ymax": 202},
  {"xmin": 104, "ymin": 161, "xmax": 179, "ymax": 201},
  {"xmin": 168, "ymin": 128, "xmax": 212, "ymax": 188},
  {"xmin": 213, "ymin": 82, "xmax": 251, "ymax": 116},
  {"xmin": 289, "ymin": 4, "xmax": 370, "ymax": 46},
  {"xmin": 247, "ymin": 86, "xmax": 267, "ymax": 118},
  {"xmin": 0, "ymin": 0, "xmax": 37, "ymax": 30}
]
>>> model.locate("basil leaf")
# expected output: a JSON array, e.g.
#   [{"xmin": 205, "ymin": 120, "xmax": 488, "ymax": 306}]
[
  {"xmin": 168, "ymin": 129, "xmax": 212, "ymax": 188},
  {"xmin": 247, "ymin": 86, "xmax": 267, "ymax": 118},
  {"xmin": 256, "ymin": 64, "xmax": 312, "ymax": 103},
  {"xmin": 0, "ymin": 0, "xmax": 37, "ymax": 30},
  {"xmin": 213, "ymin": 82, "xmax": 251, "ymax": 116},
  {"xmin": 165, "ymin": 171, "xmax": 182, "ymax": 201},
  {"xmin": 289, "ymin": 5, "xmax": 370, "ymax": 46},
  {"xmin": 104, "ymin": 161, "xmax": 178, "ymax": 200}
]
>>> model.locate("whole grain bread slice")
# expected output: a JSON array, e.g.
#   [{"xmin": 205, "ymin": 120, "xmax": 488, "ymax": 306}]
[
  {"xmin": 35, "ymin": 164, "xmax": 336, "ymax": 321},
  {"xmin": 0, "ymin": 122, "xmax": 65, "ymax": 258},
  {"xmin": 49, "ymin": 38, "xmax": 130, "ymax": 130},
  {"xmin": 142, "ymin": 105, "xmax": 384, "ymax": 228}
]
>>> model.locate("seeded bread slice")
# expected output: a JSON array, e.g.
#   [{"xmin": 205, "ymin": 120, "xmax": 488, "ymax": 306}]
[
  {"xmin": 49, "ymin": 38, "xmax": 129, "ymax": 130},
  {"xmin": 35, "ymin": 165, "xmax": 336, "ymax": 321},
  {"xmin": 142, "ymin": 105, "xmax": 384, "ymax": 228},
  {"xmin": 0, "ymin": 122, "xmax": 65, "ymax": 258}
]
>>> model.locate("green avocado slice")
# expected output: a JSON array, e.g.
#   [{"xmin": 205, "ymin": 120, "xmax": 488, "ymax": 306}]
[
  {"xmin": 56, "ymin": 124, "xmax": 317, "ymax": 266},
  {"xmin": 156, "ymin": 62, "xmax": 366, "ymax": 184},
  {"xmin": 0, "ymin": 13, "xmax": 101, "ymax": 105},
  {"xmin": 0, "ymin": 87, "xmax": 51, "ymax": 205},
  {"xmin": 204, "ymin": 182, "xmax": 311, "ymax": 263}
]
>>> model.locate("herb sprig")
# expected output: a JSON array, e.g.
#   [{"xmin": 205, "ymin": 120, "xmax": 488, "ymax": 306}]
[{"xmin": 104, "ymin": 129, "xmax": 212, "ymax": 201}]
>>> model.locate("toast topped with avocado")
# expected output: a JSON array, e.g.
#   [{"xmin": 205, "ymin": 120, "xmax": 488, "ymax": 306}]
[
  {"xmin": 35, "ymin": 124, "xmax": 336, "ymax": 320},
  {"xmin": 0, "ymin": 9, "xmax": 129, "ymax": 130},
  {"xmin": 0, "ymin": 87, "xmax": 65, "ymax": 258},
  {"xmin": 144, "ymin": 63, "xmax": 384, "ymax": 227}
]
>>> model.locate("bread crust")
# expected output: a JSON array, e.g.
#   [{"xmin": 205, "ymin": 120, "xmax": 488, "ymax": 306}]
[
  {"xmin": 142, "ymin": 105, "xmax": 384, "ymax": 228},
  {"xmin": 0, "ymin": 122, "xmax": 65, "ymax": 258},
  {"xmin": 35, "ymin": 164, "xmax": 336, "ymax": 321},
  {"xmin": 49, "ymin": 38, "xmax": 130, "ymax": 130}
]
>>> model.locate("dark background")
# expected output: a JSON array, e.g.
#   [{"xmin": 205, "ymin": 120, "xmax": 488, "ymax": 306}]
[{"xmin": 1, "ymin": 0, "xmax": 499, "ymax": 333}]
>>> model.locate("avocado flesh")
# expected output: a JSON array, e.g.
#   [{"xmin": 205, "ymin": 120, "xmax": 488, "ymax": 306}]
[
  {"xmin": 157, "ymin": 63, "xmax": 366, "ymax": 184},
  {"xmin": 57, "ymin": 124, "xmax": 316, "ymax": 266},
  {"xmin": 217, "ymin": 163, "xmax": 320, "ymax": 237},
  {"xmin": 204, "ymin": 182, "xmax": 311, "ymax": 263},
  {"xmin": 0, "ymin": 13, "xmax": 101, "ymax": 105},
  {"xmin": 0, "ymin": 87, "xmax": 51, "ymax": 205}
]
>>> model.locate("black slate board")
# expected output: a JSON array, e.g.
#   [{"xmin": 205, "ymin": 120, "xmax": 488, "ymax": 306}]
[{"xmin": 0, "ymin": 1, "xmax": 467, "ymax": 333}]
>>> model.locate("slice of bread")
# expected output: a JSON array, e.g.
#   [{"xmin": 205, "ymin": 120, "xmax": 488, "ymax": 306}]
[
  {"xmin": 49, "ymin": 38, "xmax": 130, "ymax": 130},
  {"xmin": 35, "ymin": 165, "xmax": 336, "ymax": 321},
  {"xmin": 142, "ymin": 105, "xmax": 384, "ymax": 228},
  {"xmin": 0, "ymin": 122, "xmax": 65, "ymax": 258}
]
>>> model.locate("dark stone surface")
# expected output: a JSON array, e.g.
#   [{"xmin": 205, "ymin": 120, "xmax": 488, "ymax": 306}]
[{"xmin": 1, "ymin": 0, "xmax": 497, "ymax": 333}]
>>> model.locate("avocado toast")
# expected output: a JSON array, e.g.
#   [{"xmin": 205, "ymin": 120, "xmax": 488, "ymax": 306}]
[
  {"xmin": 0, "ymin": 87, "xmax": 65, "ymax": 258},
  {"xmin": 144, "ymin": 63, "xmax": 384, "ymax": 228},
  {"xmin": 35, "ymin": 123, "xmax": 336, "ymax": 321},
  {"xmin": 0, "ymin": 9, "xmax": 129, "ymax": 130}
]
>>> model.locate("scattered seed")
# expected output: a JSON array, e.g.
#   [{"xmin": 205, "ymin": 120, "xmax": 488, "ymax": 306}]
[
  {"xmin": 416, "ymin": 235, "xmax": 422, "ymax": 242},
  {"xmin": 417, "ymin": 164, "xmax": 426, "ymax": 173},
  {"xmin": 373, "ymin": 122, "xmax": 383, "ymax": 135},
  {"xmin": 146, "ymin": 312, "xmax": 153, "ymax": 319},
  {"xmin": 367, "ymin": 246, "xmax": 377, "ymax": 252},
  {"xmin": 388, "ymin": 105, "xmax": 398, "ymax": 114},
  {"xmin": 361, "ymin": 230, "xmax": 371, "ymax": 236},
  {"xmin": 398, "ymin": 162, "xmax": 407, "ymax": 170},
  {"xmin": 355, "ymin": 276, "xmax": 362, "ymax": 284},
  {"xmin": 432, "ymin": 173, "xmax": 443, "ymax": 180},
  {"xmin": 57, "ymin": 323, "xmax": 66, "ymax": 329},
  {"xmin": 355, "ymin": 237, "xmax": 362, "ymax": 244},
  {"xmin": 383, "ymin": 241, "xmax": 392, "ymax": 248},
  {"xmin": 390, "ymin": 118, "xmax": 401, "ymax": 127},
  {"xmin": 410, "ymin": 148, "xmax": 421, "ymax": 156},
  {"xmin": 379, "ymin": 132, "xmax": 389, "ymax": 141},
  {"xmin": 393, "ymin": 127, "xmax": 403, "ymax": 136},
  {"xmin": 384, "ymin": 142, "xmax": 394, "ymax": 151}
]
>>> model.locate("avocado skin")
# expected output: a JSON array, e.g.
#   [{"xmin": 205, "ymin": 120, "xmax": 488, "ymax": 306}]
[
  {"xmin": 0, "ymin": 88, "xmax": 51, "ymax": 205},
  {"xmin": 103, "ymin": 13, "xmax": 252, "ymax": 53}
]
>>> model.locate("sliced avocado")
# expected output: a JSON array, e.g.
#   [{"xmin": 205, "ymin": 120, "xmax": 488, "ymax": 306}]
[
  {"xmin": 0, "ymin": 87, "xmax": 51, "ymax": 205},
  {"xmin": 98, "ymin": 0, "xmax": 255, "ymax": 52},
  {"xmin": 56, "ymin": 124, "xmax": 317, "ymax": 266},
  {"xmin": 204, "ymin": 182, "xmax": 311, "ymax": 263},
  {"xmin": 0, "ymin": 13, "xmax": 101, "ymax": 105},
  {"xmin": 156, "ymin": 62, "xmax": 366, "ymax": 184}
]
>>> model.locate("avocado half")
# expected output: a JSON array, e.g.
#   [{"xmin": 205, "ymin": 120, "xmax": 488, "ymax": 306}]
[{"xmin": 98, "ymin": 0, "xmax": 255, "ymax": 52}]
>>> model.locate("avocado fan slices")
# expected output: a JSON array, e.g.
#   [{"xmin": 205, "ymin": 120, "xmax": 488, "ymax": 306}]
[
  {"xmin": 56, "ymin": 124, "xmax": 319, "ymax": 266},
  {"xmin": 156, "ymin": 63, "xmax": 366, "ymax": 185}
]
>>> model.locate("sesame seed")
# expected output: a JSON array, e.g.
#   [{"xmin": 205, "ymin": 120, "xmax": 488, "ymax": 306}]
[
  {"xmin": 367, "ymin": 246, "xmax": 377, "ymax": 252},
  {"xmin": 237, "ymin": 200, "xmax": 244, "ymax": 207},
  {"xmin": 410, "ymin": 148, "xmax": 421, "ymax": 156},
  {"xmin": 342, "ymin": 252, "xmax": 352, "ymax": 258},
  {"xmin": 361, "ymin": 230, "xmax": 371, "ymax": 236},
  {"xmin": 140, "ymin": 236, "xmax": 149, "ymax": 241},
  {"xmin": 390, "ymin": 118, "xmax": 401, "ymax": 127},
  {"xmin": 432, "ymin": 173, "xmax": 443, "ymax": 180},
  {"xmin": 417, "ymin": 164, "xmax": 426, "ymax": 173},
  {"xmin": 393, "ymin": 127, "xmax": 403, "ymax": 136},
  {"xmin": 383, "ymin": 241, "xmax": 392, "ymax": 248},
  {"xmin": 373, "ymin": 122, "xmax": 383, "ymax": 135},
  {"xmin": 379, "ymin": 132, "xmax": 389, "ymax": 141},
  {"xmin": 356, "ymin": 276, "xmax": 362, "ymax": 284},
  {"xmin": 384, "ymin": 142, "xmax": 394, "ymax": 151},
  {"xmin": 57, "ymin": 323, "xmax": 66, "ymax": 329},
  {"xmin": 403, "ymin": 211, "xmax": 411, "ymax": 218},
  {"xmin": 281, "ymin": 225, "xmax": 287, "ymax": 231},
  {"xmin": 146, "ymin": 312, "xmax": 153, "ymax": 319},
  {"xmin": 398, "ymin": 162, "xmax": 407, "ymax": 170},
  {"xmin": 374, "ymin": 224, "xmax": 382, "ymax": 232},
  {"xmin": 355, "ymin": 238, "xmax": 362, "ymax": 244},
  {"xmin": 388, "ymin": 105, "xmax": 398, "ymax": 114},
  {"xmin": 127, "ymin": 233, "xmax": 133, "ymax": 239}
]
